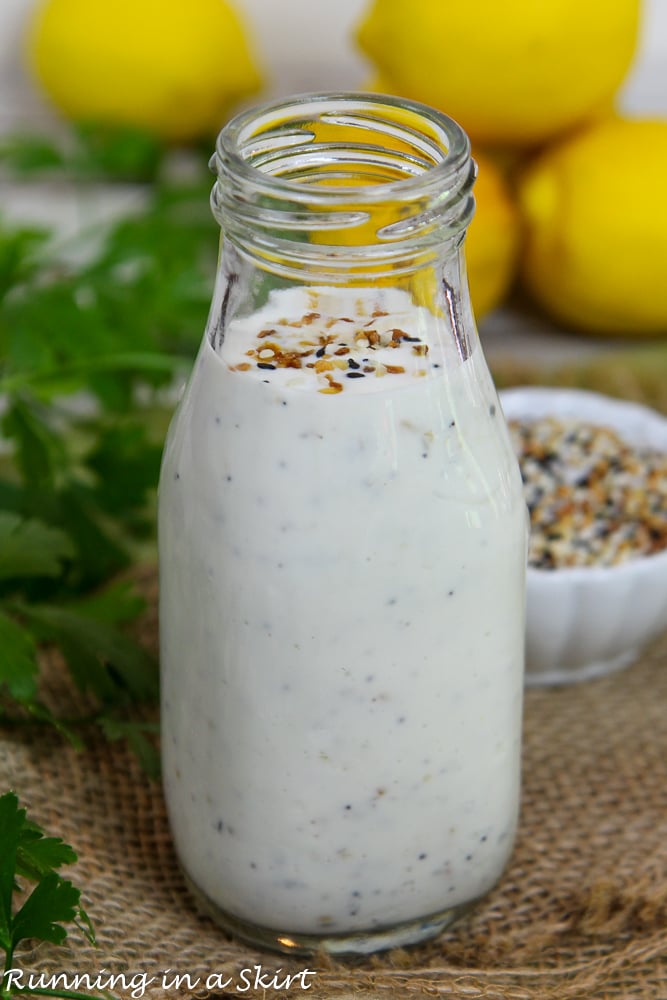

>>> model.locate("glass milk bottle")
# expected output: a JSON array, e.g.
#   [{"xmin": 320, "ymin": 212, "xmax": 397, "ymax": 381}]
[{"xmin": 159, "ymin": 93, "xmax": 527, "ymax": 956}]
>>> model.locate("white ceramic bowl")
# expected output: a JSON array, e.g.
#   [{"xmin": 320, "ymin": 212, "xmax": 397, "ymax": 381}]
[{"xmin": 499, "ymin": 387, "xmax": 667, "ymax": 685}]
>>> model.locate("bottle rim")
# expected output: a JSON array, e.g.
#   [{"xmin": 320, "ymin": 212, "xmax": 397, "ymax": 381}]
[
  {"xmin": 212, "ymin": 91, "xmax": 472, "ymax": 208},
  {"xmin": 209, "ymin": 92, "xmax": 476, "ymax": 280}
]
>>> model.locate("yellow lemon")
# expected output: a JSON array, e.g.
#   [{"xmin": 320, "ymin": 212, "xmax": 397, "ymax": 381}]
[
  {"xmin": 356, "ymin": 0, "xmax": 640, "ymax": 147},
  {"xmin": 26, "ymin": 0, "xmax": 262, "ymax": 143},
  {"xmin": 466, "ymin": 151, "xmax": 520, "ymax": 320},
  {"xmin": 308, "ymin": 121, "xmax": 518, "ymax": 317},
  {"xmin": 517, "ymin": 118, "xmax": 667, "ymax": 336}
]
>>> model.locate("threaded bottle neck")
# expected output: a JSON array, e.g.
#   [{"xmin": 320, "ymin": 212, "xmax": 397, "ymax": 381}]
[{"xmin": 210, "ymin": 93, "xmax": 476, "ymax": 283}]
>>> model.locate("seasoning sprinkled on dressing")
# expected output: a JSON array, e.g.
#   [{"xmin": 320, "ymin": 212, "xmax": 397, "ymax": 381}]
[{"xmin": 223, "ymin": 289, "xmax": 439, "ymax": 392}]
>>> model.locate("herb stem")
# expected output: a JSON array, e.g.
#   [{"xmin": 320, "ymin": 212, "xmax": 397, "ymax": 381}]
[
  {"xmin": 1, "ymin": 944, "xmax": 16, "ymax": 1000},
  {"xmin": 0, "ymin": 352, "xmax": 189, "ymax": 394}
]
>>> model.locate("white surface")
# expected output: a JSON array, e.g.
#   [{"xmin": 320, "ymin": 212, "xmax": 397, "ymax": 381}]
[{"xmin": 500, "ymin": 387, "xmax": 667, "ymax": 685}]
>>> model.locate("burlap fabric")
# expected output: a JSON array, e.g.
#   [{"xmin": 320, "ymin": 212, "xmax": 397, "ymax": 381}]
[{"xmin": 2, "ymin": 567, "xmax": 666, "ymax": 1000}]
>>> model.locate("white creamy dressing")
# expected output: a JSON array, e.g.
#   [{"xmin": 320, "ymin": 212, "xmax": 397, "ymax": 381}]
[{"xmin": 159, "ymin": 286, "xmax": 527, "ymax": 938}]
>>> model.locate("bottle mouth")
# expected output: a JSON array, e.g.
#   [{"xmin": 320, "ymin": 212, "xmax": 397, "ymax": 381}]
[{"xmin": 210, "ymin": 92, "xmax": 475, "ymax": 279}]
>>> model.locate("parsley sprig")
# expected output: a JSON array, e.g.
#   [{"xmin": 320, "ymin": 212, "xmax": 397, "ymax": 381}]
[
  {"xmin": 0, "ymin": 791, "xmax": 106, "ymax": 1000},
  {"xmin": 0, "ymin": 127, "xmax": 217, "ymax": 768}
]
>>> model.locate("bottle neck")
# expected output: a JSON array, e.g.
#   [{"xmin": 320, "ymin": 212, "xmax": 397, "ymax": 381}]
[{"xmin": 209, "ymin": 93, "xmax": 476, "ymax": 285}]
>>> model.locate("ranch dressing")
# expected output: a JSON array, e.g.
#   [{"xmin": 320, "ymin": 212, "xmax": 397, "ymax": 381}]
[{"xmin": 158, "ymin": 94, "xmax": 527, "ymax": 955}]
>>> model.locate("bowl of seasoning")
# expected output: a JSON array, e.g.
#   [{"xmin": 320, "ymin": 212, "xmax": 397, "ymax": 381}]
[{"xmin": 500, "ymin": 386, "xmax": 667, "ymax": 685}]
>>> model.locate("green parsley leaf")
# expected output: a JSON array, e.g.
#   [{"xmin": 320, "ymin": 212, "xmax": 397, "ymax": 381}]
[
  {"xmin": 86, "ymin": 421, "xmax": 162, "ymax": 526},
  {"xmin": 0, "ymin": 513, "xmax": 74, "ymax": 581},
  {"xmin": 18, "ymin": 603, "xmax": 158, "ymax": 704},
  {"xmin": 11, "ymin": 872, "xmax": 82, "ymax": 948},
  {"xmin": 71, "ymin": 122, "xmax": 165, "ymax": 181},
  {"xmin": 99, "ymin": 718, "xmax": 160, "ymax": 780},
  {"xmin": 0, "ymin": 135, "xmax": 65, "ymax": 174},
  {"xmin": 72, "ymin": 580, "xmax": 146, "ymax": 625},
  {"xmin": 0, "ymin": 611, "xmax": 38, "ymax": 703},
  {"xmin": 15, "ymin": 824, "xmax": 76, "ymax": 883},
  {"xmin": 0, "ymin": 222, "xmax": 50, "ymax": 303},
  {"xmin": 0, "ymin": 791, "xmax": 96, "ymax": 996},
  {"xmin": 0, "ymin": 396, "xmax": 67, "ymax": 491}
]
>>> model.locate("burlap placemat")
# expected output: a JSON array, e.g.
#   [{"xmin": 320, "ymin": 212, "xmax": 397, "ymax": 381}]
[{"xmin": 2, "ymin": 568, "xmax": 666, "ymax": 1000}]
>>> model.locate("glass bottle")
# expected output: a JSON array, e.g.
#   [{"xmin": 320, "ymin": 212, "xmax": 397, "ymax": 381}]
[{"xmin": 158, "ymin": 93, "xmax": 527, "ymax": 957}]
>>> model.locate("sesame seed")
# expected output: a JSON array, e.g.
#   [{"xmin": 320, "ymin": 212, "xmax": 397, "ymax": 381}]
[{"xmin": 509, "ymin": 415, "xmax": 667, "ymax": 567}]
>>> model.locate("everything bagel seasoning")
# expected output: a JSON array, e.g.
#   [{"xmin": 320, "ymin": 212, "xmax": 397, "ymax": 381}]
[{"xmin": 508, "ymin": 416, "xmax": 667, "ymax": 569}]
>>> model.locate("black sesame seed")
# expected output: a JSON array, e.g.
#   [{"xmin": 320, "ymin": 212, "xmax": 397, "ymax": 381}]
[
  {"xmin": 489, "ymin": 404, "xmax": 497, "ymax": 416},
  {"xmin": 316, "ymin": 346, "xmax": 326, "ymax": 358},
  {"xmin": 346, "ymin": 372, "xmax": 365, "ymax": 379},
  {"xmin": 257, "ymin": 362, "xmax": 275, "ymax": 370},
  {"xmin": 348, "ymin": 358, "xmax": 360, "ymax": 369},
  {"xmin": 418, "ymin": 852, "xmax": 427, "ymax": 860}
]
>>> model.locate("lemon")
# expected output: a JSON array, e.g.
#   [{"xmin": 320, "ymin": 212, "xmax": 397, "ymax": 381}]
[
  {"xmin": 26, "ymin": 0, "xmax": 262, "ymax": 143},
  {"xmin": 517, "ymin": 118, "xmax": 667, "ymax": 336},
  {"xmin": 356, "ymin": 0, "xmax": 640, "ymax": 146},
  {"xmin": 309, "ymin": 118, "xmax": 518, "ymax": 317},
  {"xmin": 466, "ymin": 151, "xmax": 520, "ymax": 321}
]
